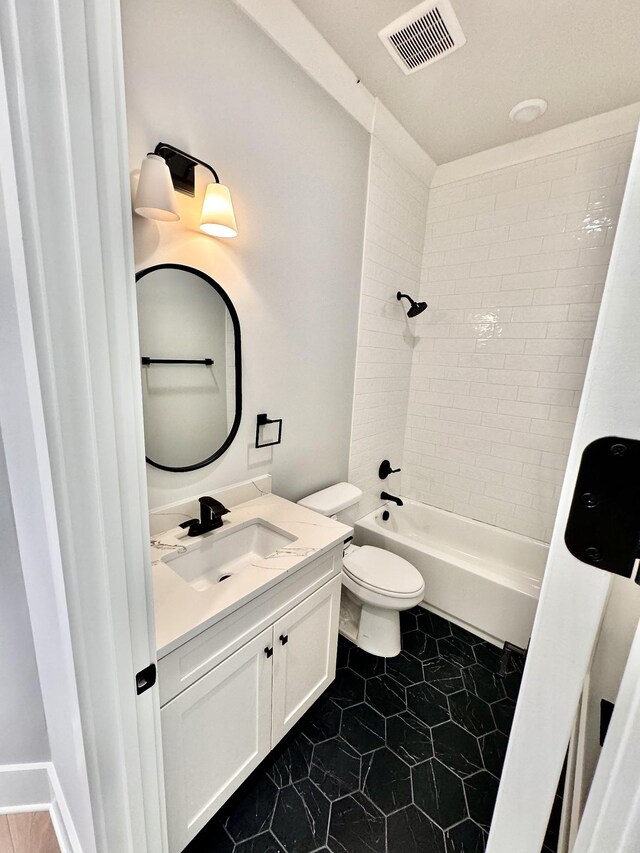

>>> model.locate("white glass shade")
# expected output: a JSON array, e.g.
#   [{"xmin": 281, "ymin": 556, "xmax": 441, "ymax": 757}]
[
  {"xmin": 134, "ymin": 154, "xmax": 180, "ymax": 222},
  {"xmin": 199, "ymin": 183, "xmax": 238, "ymax": 238}
]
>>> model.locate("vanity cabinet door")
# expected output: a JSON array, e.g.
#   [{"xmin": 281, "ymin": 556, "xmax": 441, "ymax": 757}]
[
  {"xmin": 161, "ymin": 627, "xmax": 273, "ymax": 853},
  {"xmin": 271, "ymin": 575, "xmax": 341, "ymax": 744}
]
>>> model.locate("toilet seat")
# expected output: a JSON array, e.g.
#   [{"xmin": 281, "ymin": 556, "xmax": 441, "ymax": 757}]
[{"xmin": 343, "ymin": 545, "xmax": 423, "ymax": 599}]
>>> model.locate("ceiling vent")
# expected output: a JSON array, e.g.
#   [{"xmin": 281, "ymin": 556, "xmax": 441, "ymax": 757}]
[{"xmin": 378, "ymin": 0, "xmax": 466, "ymax": 75}]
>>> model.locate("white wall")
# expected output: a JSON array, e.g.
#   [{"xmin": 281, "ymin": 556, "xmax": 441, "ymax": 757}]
[
  {"xmin": 121, "ymin": 0, "xmax": 369, "ymax": 509},
  {"xmin": 347, "ymin": 138, "xmax": 429, "ymax": 519},
  {"xmin": 0, "ymin": 432, "xmax": 48, "ymax": 765},
  {"xmin": 405, "ymin": 131, "xmax": 635, "ymax": 542}
]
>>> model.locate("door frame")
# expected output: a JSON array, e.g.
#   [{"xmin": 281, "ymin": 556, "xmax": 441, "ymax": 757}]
[
  {"xmin": 0, "ymin": 0, "xmax": 166, "ymax": 850},
  {"xmin": 487, "ymin": 125, "xmax": 640, "ymax": 851}
]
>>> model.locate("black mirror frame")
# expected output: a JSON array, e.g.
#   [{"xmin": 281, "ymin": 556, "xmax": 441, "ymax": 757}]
[{"xmin": 135, "ymin": 263, "xmax": 242, "ymax": 472}]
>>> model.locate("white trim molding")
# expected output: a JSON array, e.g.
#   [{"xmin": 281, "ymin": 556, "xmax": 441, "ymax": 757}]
[
  {"xmin": 0, "ymin": 0, "xmax": 167, "ymax": 850},
  {"xmin": 432, "ymin": 102, "xmax": 640, "ymax": 187},
  {"xmin": 0, "ymin": 764, "xmax": 50, "ymax": 813},
  {"xmin": 0, "ymin": 763, "xmax": 82, "ymax": 853}
]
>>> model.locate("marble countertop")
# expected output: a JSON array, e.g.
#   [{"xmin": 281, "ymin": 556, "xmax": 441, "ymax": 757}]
[{"xmin": 152, "ymin": 493, "xmax": 352, "ymax": 658}]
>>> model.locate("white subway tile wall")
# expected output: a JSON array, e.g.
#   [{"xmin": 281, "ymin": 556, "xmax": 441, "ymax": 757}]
[
  {"xmin": 404, "ymin": 133, "xmax": 635, "ymax": 542},
  {"xmin": 348, "ymin": 139, "xmax": 429, "ymax": 518}
]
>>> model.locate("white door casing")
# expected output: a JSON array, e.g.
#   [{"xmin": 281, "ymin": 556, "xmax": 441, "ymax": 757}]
[
  {"xmin": 487, "ymin": 124, "xmax": 640, "ymax": 851},
  {"xmin": 0, "ymin": 0, "xmax": 166, "ymax": 850}
]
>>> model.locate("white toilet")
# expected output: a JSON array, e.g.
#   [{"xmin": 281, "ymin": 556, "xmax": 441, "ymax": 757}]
[{"xmin": 298, "ymin": 483, "xmax": 425, "ymax": 658}]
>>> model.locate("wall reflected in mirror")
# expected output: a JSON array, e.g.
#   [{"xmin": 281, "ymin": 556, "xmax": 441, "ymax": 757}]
[{"xmin": 136, "ymin": 264, "xmax": 242, "ymax": 471}]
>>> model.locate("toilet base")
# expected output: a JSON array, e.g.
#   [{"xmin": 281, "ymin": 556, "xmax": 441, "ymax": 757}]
[{"xmin": 340, "ymin": 587, "xmax": 402, "ymax": 657}]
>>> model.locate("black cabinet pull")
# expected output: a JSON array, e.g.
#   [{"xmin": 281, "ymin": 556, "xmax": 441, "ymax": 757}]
[
  {"xmin": 279, "ymin": 634, "xmax": 288, "ymax": 645},
  {"xmin": 265, "ymin": 646, "xmax": 273, "ymax": 658}
]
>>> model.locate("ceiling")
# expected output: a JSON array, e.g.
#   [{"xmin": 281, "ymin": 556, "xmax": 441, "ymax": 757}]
[{"xmin": 290, "ymin": 0, "xmax": 640, "ymax": 164}]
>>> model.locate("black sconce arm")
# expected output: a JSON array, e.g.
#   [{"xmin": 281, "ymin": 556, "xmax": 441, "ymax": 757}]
[{"xmin": 153, "ymin": 142, "xmax": 220, "ymax": 196}]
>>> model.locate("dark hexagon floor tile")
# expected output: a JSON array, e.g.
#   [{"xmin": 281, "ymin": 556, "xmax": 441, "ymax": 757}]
[
  {"xmin": 492, "ymin": 698, "xmax": 517, "ymax": 735},
  {"xmin": 463, "ymin": 663, "xmax": 506, "ymax": 704},
  {"xmin": 310, "ymin": 737, "xmax": 360, "ymax": 800},
  {"xmin": 361, "ymin": 747, "xmax": 412, "ymax": 815},
  {"xmin": 386, "ymin": 651, "xmax": 424, "ymax": 686},
  {"xmin": 223, "ymin": 774, "xmax": 279, "ymax": 842},
  {"xmin": 299, "ymin": 695, "xmax": 342, "ymax": 743},
  {"xmin": 448, "ymin": 690, "xmax": 496, "ymax": 738},
  {"xmin": 464, "ymin": 770, "xmax": 499, "ymax": 831},
  {"xmin": 437, "ymin": 637, "xmax": 476, "ymax": 667},
  {"xmin": 365, "ymin": 674, "xmax": 407, "ymax": 717},
  {"xmin": 432, "ymin": 722, "xmax": 483, "ymax": 778},
  {"xmin": 327, "ymin": 667, "xmax": 366, "ymax": 708},
  {"xmin": 400, "ymin": 608, "xmax": 419, "ymax": 633},
  {"xmin": 386, "ymin": 711, "xmax": 432, "ymax": 766},
  {"xmin": 183, "ymin": 819, "xmax": 232, "ymax": 853},
  {"xmin": 480, "ymin": 730, "xmax": 509, "ymax": 779},
  {"xmin": 336, "ymin": 638, "xmax": 351, "ymax": 670},
  {"xmin": 271, "ymin": 779, "xmax": 330, "ymax": 853},
  {"xmin": 412, "ymin": 759, "xmax": 467, "ymax": 830},
  {"xmin": 265, "ymin": 732, "xmax": 312, "ymax": 787},
  {"xmin": 340, "ymin": 702, "xmax": 386, "ymax": 755},
  {"xmin": 349, "ymin": 647, "xmax": 385, "ymax": 679},
  {"xmin": 473, "ymin": 642, "xmax": 504, "ymax": 673},
  {"xmin": 328, "ymin": 791, "xmax": 386, "ymax": 853},
  {"xmin": 403, "ymin": 630, "xmax": 439, "ymax": 662},
  {"xmin": 406, "ymin": 681, "xmax": 450, "ymax": 727},
  {"xmin": 234, "ymin": 832, "xmax": 286, "ymax": 853},
  {"xmin": 423, "ymin": 659, "xmax": 464, "ymax": 695},
  {"xmin": 444, "ymin": 819, "xmax": 486, "ymax": 853},
  {"xmin": 387, "ymin": 804, "xmax": 446, "ymax": 853},
  {"xmin": 503, "ymin": 668, "xmax": 523, "ymax": 702},
  {"xmin": 416, "ymin": 610, "xmax": 452, "ymax": 640}
]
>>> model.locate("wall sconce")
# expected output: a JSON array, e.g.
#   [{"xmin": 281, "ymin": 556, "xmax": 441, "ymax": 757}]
[{"xmin": 134, "ymin": 142, "xmax": 238, "ymax": 238}]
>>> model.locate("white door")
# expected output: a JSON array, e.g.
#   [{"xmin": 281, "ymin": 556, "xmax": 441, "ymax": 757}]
[
  {"xmin": 271, "ymin": 576, "xmax": 341, "ymax": 744},
  {"xmin": 487, "ymin": 126, "xmax": 640, "ymax": 852},
  {"xmin": 161, "ymin": 627, "xmax": 273, "ymax": 853}
]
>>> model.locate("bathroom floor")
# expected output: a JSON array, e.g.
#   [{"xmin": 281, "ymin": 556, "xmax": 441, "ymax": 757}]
[{"xmin": 185, "ymin": 607, "xmax": 560, "ymax": 853}]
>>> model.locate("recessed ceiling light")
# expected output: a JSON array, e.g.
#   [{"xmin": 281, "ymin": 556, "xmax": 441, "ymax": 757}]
[{"xmin": 509, "ymin": 98, "xmax": 548, "ymax": 124}]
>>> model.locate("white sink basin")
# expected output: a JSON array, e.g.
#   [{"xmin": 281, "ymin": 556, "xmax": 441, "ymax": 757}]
[{"xmin": 162, "ymin": 519, "xmax": 298, "ymax": 591}]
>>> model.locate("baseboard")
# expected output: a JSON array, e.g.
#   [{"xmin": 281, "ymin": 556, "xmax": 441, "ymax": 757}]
[
  {"xmin": 0, "ymin": 763, "xmax": 50, "ymax": 812},
  {"xmin": 0, "ymin": 763, "xmax": 81, "ymax": 853},
  {"xmin": 48, "ymin": 764, "xmax": 83, "ymax": 853}
]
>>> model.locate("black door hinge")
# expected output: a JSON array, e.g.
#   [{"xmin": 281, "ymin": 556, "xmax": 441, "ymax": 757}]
[
  {"xmin": 565, "ymin": 437, "xmax": 640, "ymax": 581},
  {"xmin": 136, "ymin": 663, "xmax": 157, "ymax": 695}
]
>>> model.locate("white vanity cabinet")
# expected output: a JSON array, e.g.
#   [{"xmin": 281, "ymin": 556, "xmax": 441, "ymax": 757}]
[{"xmin": 159, "ymin": 559, "xmax": 342, "ymax": 853}]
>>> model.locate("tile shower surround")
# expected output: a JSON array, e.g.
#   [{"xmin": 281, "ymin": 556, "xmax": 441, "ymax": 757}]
[
  {"xmin": 403, "ymin": 133, "xmax": 635, "ymax": 542},
  {"xmin": 184, "ymin": 609, "xmax": 561, "ymax": 853},
  {"xmin": 348, "ymin": 139, "xmax": 429, "ymax": 520}
]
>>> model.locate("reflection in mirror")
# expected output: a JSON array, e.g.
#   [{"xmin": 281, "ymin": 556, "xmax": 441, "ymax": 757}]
[{"xmin": 136, "ymin": 264, "xmax": 242, "ymax": 471}]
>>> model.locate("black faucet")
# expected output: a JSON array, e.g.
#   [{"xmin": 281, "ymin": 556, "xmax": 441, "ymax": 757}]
[
  {"xmin": 179, "ymin": 495, "xmax": 230, "ymax": 537},
  {"xmin": 380, "ymin": 491, "xmax": 403, "ymax": 507}
]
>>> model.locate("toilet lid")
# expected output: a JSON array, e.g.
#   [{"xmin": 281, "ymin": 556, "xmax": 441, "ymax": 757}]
[{"xmin": 343, "ymin": 546, "xmax": 423, "ymax": 596}]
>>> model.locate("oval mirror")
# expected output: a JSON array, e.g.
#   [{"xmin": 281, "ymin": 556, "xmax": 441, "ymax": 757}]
[{"xmin": 135, "ymin": 264, "xmax": 242, "ymax": 471}]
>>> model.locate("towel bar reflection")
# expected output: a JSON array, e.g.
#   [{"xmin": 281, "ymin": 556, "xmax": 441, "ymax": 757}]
[{"xmin": 141, "ymin": 357, "xmax": 214, "ymax": 366}]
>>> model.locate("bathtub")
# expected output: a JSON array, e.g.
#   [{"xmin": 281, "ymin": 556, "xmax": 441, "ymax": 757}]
[{"xmin": 354, "ymin": 499, "xmax": 549, "ymax": 649}]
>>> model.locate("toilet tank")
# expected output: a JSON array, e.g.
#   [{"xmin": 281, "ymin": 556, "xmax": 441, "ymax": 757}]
[{"xmin": 298, "ymin": 482, "xmax": 362, "ymax": 516}]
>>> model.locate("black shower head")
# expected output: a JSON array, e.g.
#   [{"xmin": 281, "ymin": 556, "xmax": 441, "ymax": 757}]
[{"xmin": 397, "ymin": 291, "xmax": 428, "ymax": 318}]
